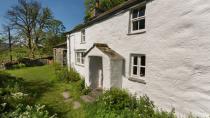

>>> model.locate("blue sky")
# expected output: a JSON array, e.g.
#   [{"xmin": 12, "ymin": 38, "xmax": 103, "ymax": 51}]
[{"xmin": 0, "ymin": 0, "xmax": 85, "ymax": 32}]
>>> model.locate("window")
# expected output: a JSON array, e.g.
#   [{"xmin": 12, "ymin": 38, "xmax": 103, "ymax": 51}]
[
  {"xmin": 130, "ymin": 54, "xmax": 146, "ymax": 78},
  {"xmin": 130, "ymin": 6, "xmax": 146, "ymax": 33},
  {"xmin": 75, "ymin": 51, "xmax": 85, "ymax": 65},
  {"xmin": 81, "ymin": 30, "xmax": 86, "ymax": 43}
]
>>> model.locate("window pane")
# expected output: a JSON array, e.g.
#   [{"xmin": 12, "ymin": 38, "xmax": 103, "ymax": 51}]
[
  {"xmin": 76, "ymin": 53, "xmax": 80, "ymax": 63},
  {"xmin": 138, "ymin": 19, "xmax": 145, "ymax": 30},
  {"xmin": 81, "ymin": 57, "xmax": 84, "ymax": 64},
  {"xmin": 141, "ymin": 56, "xmax": 146, "ymax": 66},
  {"xmin": 138, "ymin": 7, "xmax": 145, "ymax": 17},
  {"xmin": 140, "ymin": 67, "xmax": 145, "ymax": 77},
  {"xmin": 133, "ymin": 66, "xmax": 138, "ymax": 75},
  {"xmin": 133, "ymin": 56, "xmax": 138, "ymax": 65},
  {"xmin": 83, "ymin": 36, "xmax": 85, "ymax": 42},
  {"xmin": 133, "ymin": 21, "xmax": 138, "ymax": 31},
  {"xmin": 81, "ymin": 30, "xmax": 85, "ymax": 42},
  {"xmin": 81, "ymin": 52, "xmax": 85, "ymax": 64},
  {"xmin": 132, "ymin": 9, "xmax": 138, "ymax": 18}
]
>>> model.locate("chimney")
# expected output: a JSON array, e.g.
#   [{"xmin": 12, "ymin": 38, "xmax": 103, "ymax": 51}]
[
  {"xmin": 95, "ymin": 0, "xmax": 99, "ymax": 8},
  {"xmin": 90, "ymin": 0, "xmax": 103, "ymax": 18}
]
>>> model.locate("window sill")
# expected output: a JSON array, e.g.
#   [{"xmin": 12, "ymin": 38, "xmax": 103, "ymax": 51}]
[
  {"xmin": 128, "ymin": 77, "xmax": 146, "ymax": 84},
  {"xmin": 128, "ymin": 30, "xmax": 146, "ymax": 35},
  {"xmin": 75, "ymin": 63, "xmax": 85, "ymax": 67}
]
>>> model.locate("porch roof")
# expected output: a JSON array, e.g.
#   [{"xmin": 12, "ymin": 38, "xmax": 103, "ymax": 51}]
[{"xmin": 84, "ymin": 43, "xmax": 123, "ymax": 60}]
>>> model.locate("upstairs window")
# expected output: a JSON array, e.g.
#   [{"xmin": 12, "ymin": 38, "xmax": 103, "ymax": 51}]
[
  {"xmin": 75, "ymin": 51, "xmax": 85, "ymax": 65},
  {"xmin": 81, "ymin": 30, "xmax": 86, "ymax": 43},
  {"xmin": 130, "ymin": 54, "xmax": 146, "ymax": 78},
  {"xmin": 130, "ymin": 6, "xmax": 146, "ymax": 33}
]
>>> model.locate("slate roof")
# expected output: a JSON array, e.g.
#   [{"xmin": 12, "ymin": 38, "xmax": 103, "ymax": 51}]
[
  {"xmin": 84, "ymin": 43, "xmax": 123, "ymax": 60},
  {"xmin": 65, "ymin": 0, "xmax": 145, "ymax": 34}
]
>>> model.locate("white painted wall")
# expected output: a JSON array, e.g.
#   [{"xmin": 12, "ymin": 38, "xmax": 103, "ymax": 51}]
[
  {"xmin": 84, "ymin": 47, "xmax": 111, "ymax": 90},
  {"xmin": 67, "ymin": 0, "xmax": 210, "ymax": 117}
]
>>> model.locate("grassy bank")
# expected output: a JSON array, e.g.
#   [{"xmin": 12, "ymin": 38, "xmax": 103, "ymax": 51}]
[{"xmin": 6, "ymin": 65, "xmax": 86, "ymax": 118}]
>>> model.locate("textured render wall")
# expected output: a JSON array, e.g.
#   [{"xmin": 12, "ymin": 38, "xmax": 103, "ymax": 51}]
[
  {"xmin": 67, "ymin": 32, "xmax": 87, "ymax": 77},
  {"xmin": 68, "ymin": 0, "xmax": 210, "ymax": 117},
  {"xmin": 89, "ymin": 0, "xmax": 210, "ymax": 117},
  {"xmin": 110, "ymin": 60, "xmax": 123, "ymax": 88}
]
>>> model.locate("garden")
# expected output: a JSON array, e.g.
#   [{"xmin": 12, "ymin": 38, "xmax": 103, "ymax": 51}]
[{"xmin": 0, "ymin": 64, "xmax": 199, "ymax": 118}]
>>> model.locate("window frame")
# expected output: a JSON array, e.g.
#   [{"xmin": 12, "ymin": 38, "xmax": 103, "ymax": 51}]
[
  {"xmin": 130, "ymin": 54, "xmax": 146, "ymax": 79},
  {"xmin": 75, "ymin": 50, "xmax": 85, "ymax": 66},
  {"xmin": 81, "ymin": 29, "xmax": 86, "ymax": 44},
  {"xmin": 129, "ymin": 4, "xmax": 146, "ymax": 34}
]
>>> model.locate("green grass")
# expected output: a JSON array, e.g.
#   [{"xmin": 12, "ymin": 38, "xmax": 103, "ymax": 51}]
[{"xmin": 6, "ymin": 65, "xmax": 86, "ymax": 118}]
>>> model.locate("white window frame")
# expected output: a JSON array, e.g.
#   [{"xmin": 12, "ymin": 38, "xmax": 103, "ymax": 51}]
[
  {"xmin": 81, "ymin": 30, "xmax": 86, "ymax": 43},
  {"xmin": 129, "ymin": 5, "xmax": 146, "ymax": 34},
  {"xmin": 130, "ymin": 54, "xmax": 146, "ymax": 79},
  {"xmin": 75, "ymin": 50, "xmax": 85, "ymax": 66}
]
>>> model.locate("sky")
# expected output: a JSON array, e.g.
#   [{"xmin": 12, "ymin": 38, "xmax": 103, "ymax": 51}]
[{"xmin": 0, "ymin": 0, "xmax": 85, "ymax": 32}]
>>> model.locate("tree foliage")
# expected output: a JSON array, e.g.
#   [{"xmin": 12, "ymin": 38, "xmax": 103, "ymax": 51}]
[
  {"xmin": 84, "ymin": 0, "xmax": 128, "ymax": 21},
  {"xmin": 6, "ymin": 0, "xmax": 65, "ymax": 58}
]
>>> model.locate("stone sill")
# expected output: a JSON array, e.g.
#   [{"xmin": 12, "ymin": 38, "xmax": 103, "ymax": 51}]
[
  {"xmin": 128, "ymin": 77, "xmax": 146, "ymax": 84},
  {"xmin": 127, "ymin": 30, "xmax": 146, "ymax": 35},
  {"xmin": 75, "ymin": 63, "xmax": 85, "ymax": 67}
]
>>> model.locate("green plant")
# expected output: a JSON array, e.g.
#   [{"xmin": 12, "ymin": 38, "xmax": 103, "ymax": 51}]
[
  {"xmin": 53, "ymin": 63, "xmax": 81, "ymax": 82},
  {"xmin": 97, "ymin": 88, "xmax": 136, "ymax": 111},
  {"xmin": 68, "ymin": 67, "xmax": 81, "ymax": 82},
  {"xmin": 85, "ymin": 88, "xmax": 177, "ymax": 118},
  {"xmin": 1, "ymin": 104, "xmax": 57, "ymax": 118},
  {"xmin": 11, "ymin": 63, "xmax": 26, "ymax": 69}
]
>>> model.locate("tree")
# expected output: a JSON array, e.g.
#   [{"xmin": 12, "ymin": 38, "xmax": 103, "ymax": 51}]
[
  {"xmin": 42, "ymin": 19, "xmax": 66, "ymax": 55},
  {"xmin": 84, "ymin": 0, "xmax": 128, "ymax": 21},
  {"xmin": 6, "ymin": 0, "xmax": 55, "ymax": 58}
]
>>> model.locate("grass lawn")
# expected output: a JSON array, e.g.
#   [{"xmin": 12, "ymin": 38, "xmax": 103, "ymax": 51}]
[{"xmin": 6, "ymin": 65, "xmax": 86, "ymax": 118}]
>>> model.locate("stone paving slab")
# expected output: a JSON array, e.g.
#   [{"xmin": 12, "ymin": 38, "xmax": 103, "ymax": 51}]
[
  {"xmin": 73, "ymin": 101, "xmax": 81, "ymax": 109},
  {"xmin": 80, "ymin": 95, "xmax": 95, "ymax": 103},
  {"xmin": 62, "ymin": 91, "xmax": 70, "ymax": 100}
]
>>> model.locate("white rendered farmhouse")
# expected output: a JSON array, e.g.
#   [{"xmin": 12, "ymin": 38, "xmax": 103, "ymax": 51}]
[{"xmin": 66, "ymin": 0, "xmax": 210, "ymax": 117}]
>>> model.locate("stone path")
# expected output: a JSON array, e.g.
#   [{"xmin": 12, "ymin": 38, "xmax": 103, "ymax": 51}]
[
  {"xmin": 80, "ymin": 95, "xmax": 95, "ymax": 103},
  {"xmin": 62, "ymin": 91, "xmax": 70, "ymax": 100},
  {"xmin": 73, "ymin": 101, "xmax": 81, "ymax": 109},
  {"xmin": 62, "ymin": 89, "xmax": 102, "ymax": 110}
]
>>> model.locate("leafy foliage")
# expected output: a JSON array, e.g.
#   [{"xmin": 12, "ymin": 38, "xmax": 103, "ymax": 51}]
[
  {"xmin": 85, "ymin": 88, "xmax": 177, "ymax": 118},
  {"xmin": 84, "ymin": 0, "xmax": 128, "ymax": 21},
  {"xmin": 1, "ymin": 104, "xmax": 57, "ymax": 118},
  {"xmin": 6, "ymin": 0, "xmax": 65, "ymax": 58},
  {"xmin": 53, "ymin": 63, "xmax": 81, "ymax": 82},
  {"xmin": 0, "ymin": 71, "xmax": 57, "ymax": 118}
]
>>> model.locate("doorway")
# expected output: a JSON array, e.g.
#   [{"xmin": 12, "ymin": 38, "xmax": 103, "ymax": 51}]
[{"xmin": 89, "ymin": 56, "xmax": 103, "ymax": 89}]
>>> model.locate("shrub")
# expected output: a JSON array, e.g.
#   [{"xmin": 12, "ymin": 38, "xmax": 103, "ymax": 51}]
[
  {"xmin": 76, "ymin": 79, "xmax": 91, "ymax": 95},
  {"xmin": 82, "ymin": 87, "xmax": 91, "ymax": 95},
  {"xmin": 97, "ymin": 88, "xmax": 137, "ymax": 111},
  {"xmin": 68, "ymin": 67, "xmax": 81, "ymax": 82},
  {"xmin": 85, "ymin": 88, "xmax": 177, "ymax": 118},
  {"xmin": 11, "ymin": 63, "xmax": 26, "ymax": 69},
  {"xmin": 18, "ymin": 58, "xmax": 45, "ymax": 67},
  {"xmin": 1, "ymin": 104, "xmax": 57, "ymax": 118},
  {"xmin": 53, "ymin": 63, "xmax": 81, "ymax": 82}
]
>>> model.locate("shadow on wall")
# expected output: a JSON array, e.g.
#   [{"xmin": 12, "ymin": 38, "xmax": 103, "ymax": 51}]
[
  {"xmin": 122, "ymin": 59, "xmax": 126, "ymax": 76},
  {"xmin": 146, "ymin": 0, "xmax": 155, "ymax": 3}
]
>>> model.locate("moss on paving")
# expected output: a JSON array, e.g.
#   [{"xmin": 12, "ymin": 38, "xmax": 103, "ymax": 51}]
[{"xmin": 6, "ymin": 65, "xmax": 86, "ymax": 118}]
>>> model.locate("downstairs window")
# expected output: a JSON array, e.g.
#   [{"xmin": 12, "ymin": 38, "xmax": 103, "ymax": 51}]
[{"xmin": 130, "ymin": 54, "xmax": 146, "ymax": 78}]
